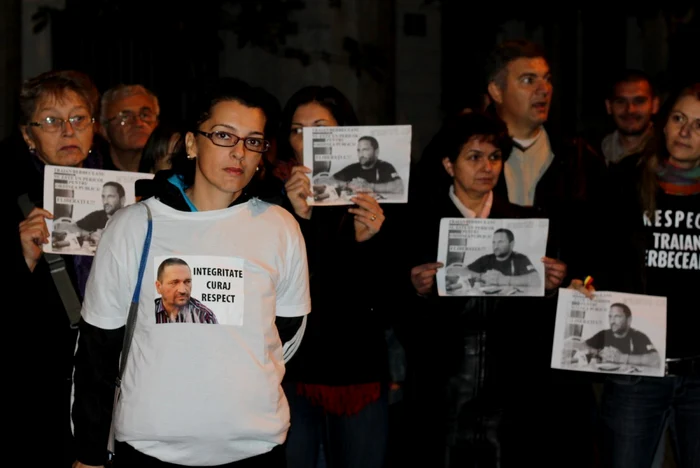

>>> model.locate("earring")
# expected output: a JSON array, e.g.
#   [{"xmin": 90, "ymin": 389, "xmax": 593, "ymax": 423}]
[
  {"xmin": 256, "ymin": 166, "xmax": 260, "ymax": 172},
  {"xmin": 187, "ymin": 154, "xmax": 196, "ymax": 160}
]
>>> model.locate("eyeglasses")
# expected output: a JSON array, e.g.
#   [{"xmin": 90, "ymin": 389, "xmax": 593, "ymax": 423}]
[
  {"xmin": 108, "ymin": 109, "xmax": 158, "ymax": 126},
  {"xmin": 197, "ymin": 130, "xmax": 270, "ymax": 153},
  {"xmin": 28, "ymin": 115, "xmax": 94, "ymax": 132}
]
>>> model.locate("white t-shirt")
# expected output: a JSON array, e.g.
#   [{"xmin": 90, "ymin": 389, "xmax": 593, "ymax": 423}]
[{"xmin": 81, "ymin": 197, "xmax": 311, "ymax": 465}]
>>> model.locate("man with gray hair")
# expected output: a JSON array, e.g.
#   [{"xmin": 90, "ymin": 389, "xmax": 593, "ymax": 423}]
[{"xmin": 99, "ymin": 84, "xmax": 159, "ymax": 172}]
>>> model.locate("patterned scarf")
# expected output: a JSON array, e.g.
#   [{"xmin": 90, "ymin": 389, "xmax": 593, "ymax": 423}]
[{"xmin": 656, "ymin": 159, "xmax": 700, "ymax": 196}]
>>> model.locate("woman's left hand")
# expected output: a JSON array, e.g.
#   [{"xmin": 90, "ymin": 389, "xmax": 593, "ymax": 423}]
[
  {"xmin": 542, "ymin": 256, "xmax": 567, "ymax": 291},
  {"xmin": 349, "ymin": 193, "xmax": 385, "ymax": 242}
]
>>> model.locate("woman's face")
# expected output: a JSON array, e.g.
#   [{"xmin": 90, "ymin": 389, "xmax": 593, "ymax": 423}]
[
  {"xmin": 289, "ymin": 102, "xmax": 338, "ymax": 161},
  {"xmin": 443, "ymin": 136, "xmax": 503, "ymax": 197},
  {"xmin": 21, "ymin": 89, "xmax": 95, "ymax": 167},
  {"xmin": 185, "ymin": 100, "xmax": 267, "ymax": 201},
  {"xmin": 664, "ymin": 94, "xmax": 700, "ymax": 168}
]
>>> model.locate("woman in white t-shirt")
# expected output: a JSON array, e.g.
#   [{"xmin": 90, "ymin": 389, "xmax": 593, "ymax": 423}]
[{"xmin": 72, "ymin": 78, "xmax": 310, "ymax": 468}]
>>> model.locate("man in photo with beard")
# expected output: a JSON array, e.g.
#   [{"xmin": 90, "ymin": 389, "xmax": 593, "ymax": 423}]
[
  {"xmin": 601, "ymin": 69, "xmax": 659, "ymax": 166},
  {"xmin": 53, "ymin": 181, "xmax": 125, "ymax": 247},
  {"xmin": 332, "ymin": 136, "xmax": 404, "ymax": 196}
]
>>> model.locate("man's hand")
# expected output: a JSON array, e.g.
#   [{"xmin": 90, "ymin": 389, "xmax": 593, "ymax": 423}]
[
  {"xmin": 542, "ymin": 256, "xmax": 567, "ymax": 290},
  {"xmin": 482, "ymin": 269, "xmax": 505, "ymax": 285},
  {"xmin": 600, "ymin": 346, "xmax": 625, "ymax": 364},
  {"xmin": 284, "ymin": 165, "xmax": 313, "ymax": 219},
  {"xmin": 348, "ymin": 177, "xmax": 372, "ymax": 192},
  {"xmin": 19, "ymin": 207, "xmax": 53, "ymax": 272},
  {"xmin": 88, "ymin": 229, "xmax": 103, "ymax": 245},
  {"xmin": 349, "ymin": 193, "xmax": 384, "ymax": 242},
  {"xmin": 411, "ymin": 262, "xmax": 443, "ymax": 296}
]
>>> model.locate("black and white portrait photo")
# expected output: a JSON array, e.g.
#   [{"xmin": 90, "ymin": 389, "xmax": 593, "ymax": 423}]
[
  {"xmin": 436, "ymin": 218, "xmax": 549, "ymax": 297},
  {"xmin": 552, "ymin": 289, "xmax": 667, "ymax": 377},
  {"xmin": 302, "ymin": 125, "xmax": 411, "ymax": 205}
]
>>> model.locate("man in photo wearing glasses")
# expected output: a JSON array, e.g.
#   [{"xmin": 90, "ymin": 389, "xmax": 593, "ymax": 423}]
[{"xmin": 99, "ymin": 84, "xmax": 160, "ymax": 172}]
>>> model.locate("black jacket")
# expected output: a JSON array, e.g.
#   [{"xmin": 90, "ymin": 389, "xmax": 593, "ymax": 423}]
[
  {"xmin": 400, "ymin": 191, "xmax": 559, "ymax": 467},
  {"xmin": 5, "ymin": 130, "xmax": 103, "ymax": 467}
]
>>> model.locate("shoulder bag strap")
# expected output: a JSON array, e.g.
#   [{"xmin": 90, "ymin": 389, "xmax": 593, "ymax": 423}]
[
  {"xmin": 107, "ymin": 202, "xmax": 153, "ymax": 456},
  {"xmin": 17, "ymin": 193, "xmax": 83, "ymax": 327}
]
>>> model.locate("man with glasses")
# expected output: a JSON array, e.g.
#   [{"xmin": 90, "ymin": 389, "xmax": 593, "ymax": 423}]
[{"xmin": 99, "ymin": 84, "xmax": 160, "ymax": 172}]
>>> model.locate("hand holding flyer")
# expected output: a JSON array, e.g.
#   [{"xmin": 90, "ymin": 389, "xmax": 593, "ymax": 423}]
[{"xmin": 302, "ymin": 125, "xmax": 412, "ymax": 205}]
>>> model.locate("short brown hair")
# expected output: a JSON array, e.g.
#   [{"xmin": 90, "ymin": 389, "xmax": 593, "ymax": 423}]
[
  {"xmin": 484, "ymin": 39, "xmax": 547, "ymax": 90},
  {"xmin": 19, "ymin": 70, "xmax": 99, "ymax": 125}
]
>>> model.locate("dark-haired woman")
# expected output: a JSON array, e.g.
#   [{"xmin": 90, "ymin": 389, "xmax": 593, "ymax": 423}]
[
  {"xmin": 72, "ymin": 78, "xmax": 310, "ymax": 468},
  {"xmin": 278, "ymin": 86, "xmax": 391, "ymax": 468},
  {"xmin": 405, "ymin": 112, "xmax": 568, "ymax": 467}
]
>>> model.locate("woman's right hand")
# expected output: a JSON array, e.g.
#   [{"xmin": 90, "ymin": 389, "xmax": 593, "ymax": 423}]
[
  {"xmin": 567, "ymin": 278, "xmax": 596, "ymax": 299},
  {"xmin": 19, "ymin": 207, "xmax": 53, "ymax": 272},
  {"xmin": 411, "ymin": 262, "xmax": 444, "ymax": 296},
  {"xmin": 284, "ymin": 165, "xmax": 313, "ymax": 220}
]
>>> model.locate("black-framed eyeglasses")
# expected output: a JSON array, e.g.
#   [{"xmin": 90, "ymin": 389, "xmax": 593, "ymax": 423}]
[
  {"xmin": 28, "ymin": 115, "xmax": 94, "ymax": 133},
  {"xmin": 108, "ymin": 109, "xmax": 158, "ymax": 126},
  {"xmin": 197, "ymin": 130, "xmax": 270, "ymax": 153}
]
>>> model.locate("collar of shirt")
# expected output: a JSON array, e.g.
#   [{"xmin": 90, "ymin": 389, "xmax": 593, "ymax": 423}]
[{"xmin": 449, "ymin": 185, "xmax": 493, "ymax": 218}]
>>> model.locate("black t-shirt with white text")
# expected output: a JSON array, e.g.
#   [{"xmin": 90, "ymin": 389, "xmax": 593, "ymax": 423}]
[
  {"xmin": 76, "ymin": 209, "xmax": 108, "ymax": 232},
  {"xmin": 333, "ymin": 160, "xmax": 400, "ymax": 184},
  {"xmin": 467, "ymin": 252, "xmax": 536, "ymax": 277},
  {"xmin": 641, "ymin": 191, "xmax": 699, "ymax": 358},
  {"xmin": 585, "ymin": 328, "xmax": 656, "ymax": 355}
]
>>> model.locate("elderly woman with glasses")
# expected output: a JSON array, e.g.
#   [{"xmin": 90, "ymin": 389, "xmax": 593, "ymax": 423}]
[{"xmin": 7, "ymin": 69, "xmax": 100, "ymax": 467}]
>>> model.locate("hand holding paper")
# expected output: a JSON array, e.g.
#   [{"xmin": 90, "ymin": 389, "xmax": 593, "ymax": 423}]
[
  {"xmin": 284, "ymin": 165, "xmax": 313, "ymax": 219},
  {"xmin": 542, "ymin": 256, "xmax": 567, "ymax": 290},
  {"xmin": 349, "ymin": 193, "xmax": 384, "ymax": 242},
  {"xmin": 411, "ymin": 262, "xmax": 444, "ymax": 296},
  {"xmin": 19, "ymin": 207, "xmax": 53, "ymax": 272}
]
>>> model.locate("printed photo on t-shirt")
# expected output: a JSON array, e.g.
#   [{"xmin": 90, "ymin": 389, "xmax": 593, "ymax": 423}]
[
  {"xmin": 552, "ymin": 289, "xmax": 667, "ymax": 377},
  {"xmin": 153, "ymin": 255, "xmax": 245, "ymax": 326},
  {"xmin": 436, "ymin": 218, "xmax": 549, "ymax": 297}
]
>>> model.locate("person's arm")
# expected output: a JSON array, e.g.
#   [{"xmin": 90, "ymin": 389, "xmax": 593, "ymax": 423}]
[
  {"xmin": 72, "ymin": 321, "xmax": 124, "ymax": 466},
  {"xmin": 481, "ymin": 255, "xmax": 542, "ymax": 287},
  {"xmin": 601, "ymin": 333, "xmax": 661, "ymax": 367},
  {"xmin": 275, "ymin": 213, "xmax": 312, "ymax": 362},
  {"xmin": 372, "ymin": 161, "xmax": 404, "ymax": 195},
  {"xmin": 489, "ymin": 269, "xmax": 541, "ymax": 288},
  {"xmin": 73, "ymin": 205, "xmax": 146, "ymax": 466},
  {"xmin": 578, "ymin": 330, "xmax": 605, "ymax": 356},
  {"xmin": 627, "ymin": 351, "xmax": 661, "ymax": 368},
  {"xmin": 369, "ymin": 178, "xmax": 404, "ymax": 195},
  {"xmin": 277, "ymin": 316, "xmax": 306, "ymax": 362}
]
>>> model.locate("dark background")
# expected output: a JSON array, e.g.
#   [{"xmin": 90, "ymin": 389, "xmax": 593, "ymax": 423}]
[{"xmin": 1, "ymin": 0, "xmax": 698, "ymax": 159}]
